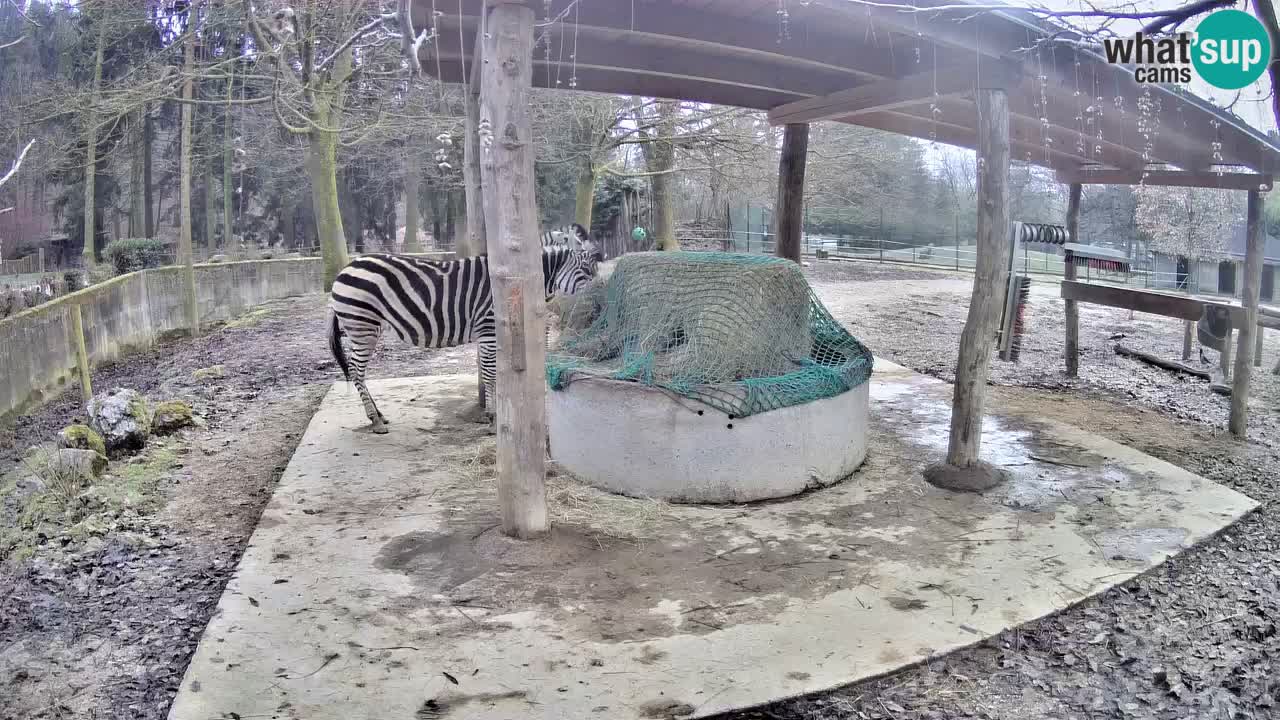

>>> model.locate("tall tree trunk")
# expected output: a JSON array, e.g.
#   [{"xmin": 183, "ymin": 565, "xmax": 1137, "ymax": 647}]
[
  {"xmin": 281, "ymin": 196, "xmax": 296, "ymax": 249},
  {"xmin": 403, "ymin": 145, "xmax": 422, "ymax": 252},
  {"xmin": 178, "ymin": 24, "xmax": 199, "ymax": 336},
  {"xmin": 81, "ymin": 19, "xmax": 107, "ymax": 266},
  {"xmin": 431, "ymin": 188, "xmax": 443, "ymax": 249},
  {"xmin": 446, "ymin": 189, "xmax": 458, "ymax": 248},
  {"xmin": 129, "ymin": 110, "xmax": 145, "ymax": 237},
  {"xmin": 308, "ymin": 123, "xmax": 348, "ymax": 288},
  {"xmin": 306, "ymin": 42, "xmax": 353, "ymax": 288},
  {"xmin": 93, "ymin": 205, "xmax": 106, "ymax": 259},
  {"xmin": 338, "ymin": 169, "xmax": 363, "ymax": 252},
  {"xmin": 645, "ymin": 100, "xmax": 680, "ymax": 251},
  {"xmin": 223, "ymin": 74, "xmax": 235, "ymax": 249},
  {"xmin": 143, "ymin": 104, "xmax": 155, "ymax": 238},
  {"xmin": 384, "ymin": 183, "xmax": 396, "ymax": 250},
  {"xmin": 463, "ymin": 81, "xmax": 486, "ymax": 258},
  {"xmin": 204, "ymin": 149, "xmax": 218, "ymax": 250},
  {"xmin": 574, "ymin": 156, "xmax": 595, "ymax": 230}
]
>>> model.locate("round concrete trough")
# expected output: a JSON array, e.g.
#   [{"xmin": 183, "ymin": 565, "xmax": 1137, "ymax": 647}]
[{"xmin": 546, "ymin": 379, "xmax": 869, "ymax": 503}]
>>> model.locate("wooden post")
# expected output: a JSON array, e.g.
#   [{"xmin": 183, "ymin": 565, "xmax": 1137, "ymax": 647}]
[
  {"xmin": 1255, "ymin": 326, "xmax": 1263, "ymax": 368},
  {"xmin": 70, "ymin": 304, "xmax": 92, "ymax": 404},
  {"xmin": 774, "ymin": 123, "xmax": 808, "ymax": 263},
  {"xmin": 1182, "ymin": 321, "xmax": 1194, "ymax": 361},
  {"xmin": 464, "ymin": 21, "xmax": 489, "ymax": 409},
  {"xmin": 1063, "ymin": 183, "xmax": 1082, "ymax": 377},
  {"xmin": 923, "ymin": 88, "xmax": 1011, "ymax": 492},
  {"xmin": 38, "ymin": 247, "xmax": 45, "ymax": 274},
  {"xmin": 1220, "ymin": 328, "xmax": 1233, "ymax": 381},
  {"xmin": 478, "ymin": 2, "xmax": 548, "ymax": 539},
  {"xmin": 1229, "ymin": 189, "xmax": 1265, "ymax": 437}
]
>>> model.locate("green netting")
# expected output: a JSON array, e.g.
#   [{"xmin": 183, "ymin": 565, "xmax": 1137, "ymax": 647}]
[{"xmin": 546, "ymin": 251, "xmax": 874, "ymax": 418}]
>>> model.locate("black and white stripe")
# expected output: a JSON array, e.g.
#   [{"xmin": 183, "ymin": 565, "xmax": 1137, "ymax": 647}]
[
  {"xmin": 327, "ymin": 236, "xmax": 600, "ymax": 433},
  {"xmin": 541, "ymin": 223, "xmax": 590, "ymax": 250}
]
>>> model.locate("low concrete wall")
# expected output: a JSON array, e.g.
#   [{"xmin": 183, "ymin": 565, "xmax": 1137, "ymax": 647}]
[
  {"xmin": 547, "ymin": 379, "xmax": 870, "ymax": 503},
  {"xmin": 0, "ymin": 259, "xmax": 322, "ymax": 419}
]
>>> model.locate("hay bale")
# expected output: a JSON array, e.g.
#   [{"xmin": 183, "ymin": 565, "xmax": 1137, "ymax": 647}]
[
  {"xmin": 562, "ymin": 252, "xmax": 812, "ymax": 382},
  {"xmin": 550, "ymin": 275, "xmax": 608, "ymax": 335}
]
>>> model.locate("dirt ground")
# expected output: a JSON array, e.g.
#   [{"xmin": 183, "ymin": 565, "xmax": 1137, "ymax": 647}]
[
  {"xmin": 0, "ymin": 298, "xmax": 475, "ymax": 720},
  {"xmin": 1, "ymin": 258, "xmax": 1278, "ymax": 720}
]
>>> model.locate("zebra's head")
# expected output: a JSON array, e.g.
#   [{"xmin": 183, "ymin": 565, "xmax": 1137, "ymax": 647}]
[{"xmin": 543, "ymin": 225, "xmax": 603, "ymax": 296}]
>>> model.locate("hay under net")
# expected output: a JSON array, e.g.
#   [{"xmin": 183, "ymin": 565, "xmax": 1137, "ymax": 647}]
[{"xmin": 546, "ymin": 252, "xmax": 874, "ymax": 418}]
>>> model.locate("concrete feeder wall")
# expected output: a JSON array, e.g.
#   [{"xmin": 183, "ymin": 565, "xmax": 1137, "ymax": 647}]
[{"xmin": 547, "ymin": 379, "xmax": 870, "ymax": 503}]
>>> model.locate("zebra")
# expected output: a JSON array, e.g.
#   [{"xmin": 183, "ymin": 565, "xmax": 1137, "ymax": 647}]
[
  {"xmin": 541, "ymin": 224, "xmax": 589, "ymax": 250},
  {"xmin": 327, "ymin": 225, "xmax": 600, "ymax": 433}
]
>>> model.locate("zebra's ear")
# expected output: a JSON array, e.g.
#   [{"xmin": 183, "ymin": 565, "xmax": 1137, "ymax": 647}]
[
  {"xmin": 570, "ymin": 223, "xmax": 590, "ymax": 250},
  {"xmin": 580, "ymin": 239, "xmax": 603, "ymax": 270}
]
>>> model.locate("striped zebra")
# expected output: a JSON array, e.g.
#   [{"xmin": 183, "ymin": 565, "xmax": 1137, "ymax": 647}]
[
  {"xmin": 541, "ymin": 224, "xmax": 588, "ymax": 249},
  {"xmin": 327, "ymin": 226, "xmax": 600, "ymax": 433}
]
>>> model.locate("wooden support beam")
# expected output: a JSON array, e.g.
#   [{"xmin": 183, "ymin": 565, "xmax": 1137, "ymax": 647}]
[
  {"xmin": 774, "ymin": 123, "xmax": 808, "ymax": 263},
  {"xmin": 1230, "ymin": 189, "xmax": 1264, "ymax": 437},
  {"xmin": 419, "ymin": 0, "xmax": 901, "ymax": 80},
  {"xmin": 1059, "ymin": 280, "xmax": 1234, "ymax": 322},
  {"xmin": 1063, "ymin": 183, "xmax": 1082, "ymax": 377},
  {"xmin": 946, "ymin": 87, "xmax": 1010, "ymax": 471},
  {"xmin": 477, "ymin": 2, "xmax": 548, "ymax": 539},
  {"xmin": 1055, "ymin": 169, "xmax": 1274, "ymax": 191},
  {"xmin": 433, "ymin": 17, "xmax": 863, "ymax": 100},
  {"xmin": 69, "ymin": 304, "xmax": 92, "ymax": 405},
  {"xmin": 426, "ymin": 58, "xmax": 806, "ymax": 111},
  {"xmin": 464, "ymin": 21, "xmax": 487, "ymax": 408},
  {"xmin": 768, "ymin": 62, "xmax": 1020, "ymax": 126}
]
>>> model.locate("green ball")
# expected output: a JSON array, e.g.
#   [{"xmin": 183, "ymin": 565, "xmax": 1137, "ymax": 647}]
[{"xmin": 631, "ymin": 227, "xmax": 648, "ymax": 242}]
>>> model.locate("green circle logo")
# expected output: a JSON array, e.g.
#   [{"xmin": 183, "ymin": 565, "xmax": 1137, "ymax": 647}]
[{"xmin": 1192, "ymin": 10, "xmax": 1272, "ymax": 90}]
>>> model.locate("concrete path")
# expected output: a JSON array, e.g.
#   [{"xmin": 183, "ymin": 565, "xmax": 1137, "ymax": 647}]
[{"xmin": 168, "ymin": 362, "xmax": 1257, "ymax": 720}]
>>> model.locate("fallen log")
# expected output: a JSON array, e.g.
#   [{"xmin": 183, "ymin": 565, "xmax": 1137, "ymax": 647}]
[{"xmin": 1114, "ymin": 344, "xmax": 1212, "ymax": 381}]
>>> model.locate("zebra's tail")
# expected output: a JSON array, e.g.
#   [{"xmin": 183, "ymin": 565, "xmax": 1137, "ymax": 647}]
[{"xmin": 328, "ymin": 310, "xmax": 351, "ymax": 382}]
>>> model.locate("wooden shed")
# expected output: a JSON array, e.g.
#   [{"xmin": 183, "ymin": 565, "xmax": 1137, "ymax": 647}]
[{"xmin": 411, "ymin": 0, "xmax": 1280, "ymax": 535}]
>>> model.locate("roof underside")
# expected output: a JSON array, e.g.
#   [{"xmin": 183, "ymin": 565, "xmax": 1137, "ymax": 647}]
[{"xmin": 413, "ymin": 0, "xmax": 1280, "ymax": 185}]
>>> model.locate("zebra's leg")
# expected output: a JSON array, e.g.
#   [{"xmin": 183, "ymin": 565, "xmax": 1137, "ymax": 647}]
[
  {"xmin": 477, "ymin": 336, "xmax": 498, "ymax": 433},
  {"xmin": 344, "ymin": 321, "xmax": 390, "ymax": 433}
]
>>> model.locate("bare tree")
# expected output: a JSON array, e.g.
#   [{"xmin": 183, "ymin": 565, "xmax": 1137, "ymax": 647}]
[
  {"xmin": 243, "ymin": 0, "xmax": 404, "ymax": 288},
  {"xmin": 1136, "ymin": 185, "xmax": 1242, "ymax": 261}
]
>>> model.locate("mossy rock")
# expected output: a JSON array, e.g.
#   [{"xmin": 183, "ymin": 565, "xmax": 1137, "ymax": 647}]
[
  {"xmin": 152, "ymin": 400, "xmax": 194, "ymax": 435},
  {"xmin": 192, "ymin": 364, "xmax": 226, "ymax": 381},
  {"xmin": 58, "ymin": 424, "xmax": 107, "ymax": 457},
  {"xmin": 88, "ymin": 388, "xmax": 152, "ymax": 455}
]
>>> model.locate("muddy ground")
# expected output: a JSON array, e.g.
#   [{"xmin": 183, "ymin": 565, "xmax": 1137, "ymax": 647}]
[{"xmin": 1, "ymin": 258, "xmax": 1277, "ymax": 720}]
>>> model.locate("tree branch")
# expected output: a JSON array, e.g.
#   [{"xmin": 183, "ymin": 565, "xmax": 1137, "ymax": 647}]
[
  {"xmin": 5, "ymin": 0, "xmax": 38, "ymax": 27},
  {"xmin": 0, "ymin": 139, "xmax": 34, "ymax": 190},
  {"xmin": 317, "ymin": 13, "xmax": 397, "ymax": 73},
  {"xmin": 1142, "ymin": 0, "xmax": 1236, "ymax": 33},
  {"xmin": 1252, "ymin": 0, "xmax": 1280, "ymax": 129}
]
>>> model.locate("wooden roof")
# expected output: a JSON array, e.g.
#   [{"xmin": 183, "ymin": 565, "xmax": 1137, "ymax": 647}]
[{"xmin": 413, "ymin": 0, "xmax": 1280, "ymax": 187}]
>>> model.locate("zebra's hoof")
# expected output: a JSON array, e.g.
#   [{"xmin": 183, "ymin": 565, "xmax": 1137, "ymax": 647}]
[{"xmin": 371, "ymin": 423, "xmax": 390, "ymax": 434}]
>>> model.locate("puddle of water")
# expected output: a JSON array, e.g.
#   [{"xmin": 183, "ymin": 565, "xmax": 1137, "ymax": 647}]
[{"xmin": 872, "ymin": 379, "xmax": 1137, "ymax": 511}]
